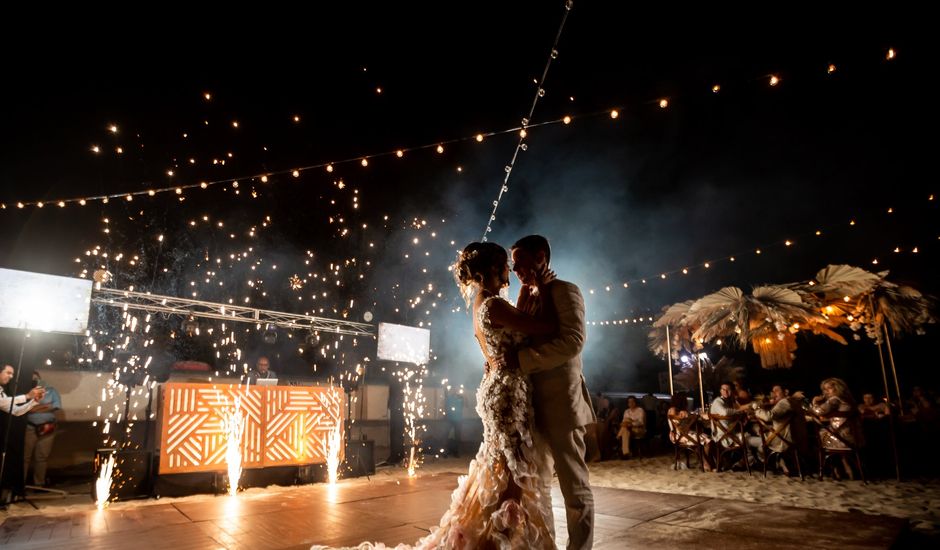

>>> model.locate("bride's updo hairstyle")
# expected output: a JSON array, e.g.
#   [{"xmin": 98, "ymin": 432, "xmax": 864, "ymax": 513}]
[{"xmin": 453, "ymin": 242, "xmax": 507, "ymax": 304}]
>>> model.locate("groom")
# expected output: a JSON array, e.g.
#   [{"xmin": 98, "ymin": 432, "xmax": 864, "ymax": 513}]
[{"xmin": 509, "ymin": 234, "xmax": 595, "ymax": 550}]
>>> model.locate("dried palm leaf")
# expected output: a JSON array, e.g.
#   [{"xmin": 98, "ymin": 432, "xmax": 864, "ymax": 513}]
[
  {"xmin": 688, "ymin": 287, "xmax": 748, "ymax": 348},
  {"xmin": 648, "ymin": 301, "xmax": 696, "ymax": 359}
]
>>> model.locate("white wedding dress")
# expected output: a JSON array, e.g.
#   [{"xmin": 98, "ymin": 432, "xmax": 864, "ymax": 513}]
[{"xmin": 315, "ymin": 295, "xmax": 555, "ymax": 549}]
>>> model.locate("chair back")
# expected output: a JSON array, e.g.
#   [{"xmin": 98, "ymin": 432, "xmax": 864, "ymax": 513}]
[
  {"xmin": 709, "ymin": 413, "xmax": 747, "ymax": 448},
  {"xmin": 817, "ymin": 411, "xmax": 863, "ymax": 450},
  {"xmin": 668, "ymin": 413, "xmax": 702, "ymax": 448},
  {"xmin": 787, "ymin": 398, "xmax": 810, "ymax": 454}
]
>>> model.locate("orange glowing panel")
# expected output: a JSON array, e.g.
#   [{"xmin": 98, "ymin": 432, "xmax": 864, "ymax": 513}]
[{"xmin": 158, "ymin": 383, "xmax": 344, "ymax": 474}]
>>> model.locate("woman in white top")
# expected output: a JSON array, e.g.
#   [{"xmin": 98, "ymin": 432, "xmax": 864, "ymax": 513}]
[{"xmin": 617, "ymin": 396, "xmax": 646, "ymax": 456}]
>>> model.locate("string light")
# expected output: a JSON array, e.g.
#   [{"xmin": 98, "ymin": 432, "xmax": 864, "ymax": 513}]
[
  {"xmin": 769, "ymin": 75, "xmax": 781, "ymax": 86},
  {"xmin": 588, "ymin": 316, "xmax": 655, "ymax": 327},
  {"xmin": 658, "ymin": 99, "xmax": 669, "ymax": 109},
  {"xmin": 481, "ymin": 0, "xmax": 573, "ymax": 241},
  {"xmin": 886, "ymin": 48, "xmax": 896, "ymax": 60},
  {"xmin": 5, "ymin": 48, "xmax": 911, "ymax": 212}
]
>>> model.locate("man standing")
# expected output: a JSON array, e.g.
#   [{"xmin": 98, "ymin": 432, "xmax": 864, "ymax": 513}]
[
  {"xmin": 24, "ymin": 371, "xmax": 61, "ymax": 487},
  {"xmin": 1, "ymin": 364, "xmax": 44, "ymax": 504},
  {"xmin": 511, "ymin": 235, "xmax": 595, "ymax": 550},
  {"xmin": 247, "ymin": 356, "xmax": 277, "ymax": 382},
  {"xmin": 1, "ymin": 365, "xmax": 43, "ymax": 417}
]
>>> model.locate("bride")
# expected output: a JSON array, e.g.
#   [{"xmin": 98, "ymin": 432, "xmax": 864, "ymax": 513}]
[{"xmin": 317, "ymin": 241, "xmax": 557, "ymax": 549}]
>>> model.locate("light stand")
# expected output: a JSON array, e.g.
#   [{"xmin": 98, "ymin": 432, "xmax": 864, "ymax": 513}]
[{"xmin": 3, "ymin": 332, "xmax": 70, "ymax": 505}]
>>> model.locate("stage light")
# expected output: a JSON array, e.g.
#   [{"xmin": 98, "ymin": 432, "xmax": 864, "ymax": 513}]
[
  {"xmin": 263, "ymin": 323, "xmax": 278, "ymax": 344},
  {"xmin": 305, "ymin": 332, "xmax": 319, "ymax": 346},
  {"xmin": 182, "ymin": 317, "xmax": 199, "ymax": 337}
]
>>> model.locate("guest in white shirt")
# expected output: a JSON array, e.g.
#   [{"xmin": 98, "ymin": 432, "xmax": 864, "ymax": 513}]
[
  {"xmin": 1, "ymin": 364, "xmax": 44, "ymax": 417},
  {"xmin": 617, "ymin": 396, "xmax": 646, "ymax": 456}
]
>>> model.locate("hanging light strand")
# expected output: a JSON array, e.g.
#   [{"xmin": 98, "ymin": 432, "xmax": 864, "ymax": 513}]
[
  {"xmin": 1, "ymin": 41, "xmax": 903, "ymax": 213},
  {"xmin": 481, "ymin": 0, "xmax": 574, "ymax": 241}
]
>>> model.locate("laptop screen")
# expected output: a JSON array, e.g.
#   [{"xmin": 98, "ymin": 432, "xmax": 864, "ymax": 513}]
[{"xmin": 256, "ymin": 378, "xmax": 279, "ymax": 386}]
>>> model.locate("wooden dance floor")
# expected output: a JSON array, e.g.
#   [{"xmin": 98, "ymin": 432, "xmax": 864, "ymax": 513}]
[{"xmin": 0, "ymin": 472, "xmax": 907, "ymax": 549}]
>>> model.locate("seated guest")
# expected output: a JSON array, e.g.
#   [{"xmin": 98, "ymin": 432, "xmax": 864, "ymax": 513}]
[
  {"xmin": 709, "ymin": 383, "xmax": 747, "ymax": 448},
  {"xmin": 906, "ymin": 386, "xmax": 926, "ymax": 415},
  {"xmin": 733, "ymin": 380, "xmax": 753, "ymax": 407},
  {"xmin": 747, "ymin": 386, "xmax": 803, "ymax": 466},
  {"xmin": 667, "ymin": 393, "xmax": 713, "ymax": 471},
  {"xmin": 599, "ymin": 398, "xmax": 621, "ymax": 460},
  {"xmin": 616, "ymin": 396, "xmax": 646, "ymax": 457},
  {"xmin": 858, "ymin": 393, "xmax": 888, "ymax": 419},
  {"xmin": 595, "ymin": 394, "xmax": 611, "ymax": 421},
  {"xmin": 768, "ymin": 384, "xmax": 788, "ymax": 406},
  {"xmin": 812, "ymin": 377, "xmax": 864, "ymax": 450}
]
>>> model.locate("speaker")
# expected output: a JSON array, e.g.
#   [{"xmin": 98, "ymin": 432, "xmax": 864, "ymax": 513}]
[
  {"xmin": 342, "ymin": 439, "xmax": 375, "ymax": 478},
  {"xmin": 93, "ymin": 449, "xmax": 154, "ymax": 502}
]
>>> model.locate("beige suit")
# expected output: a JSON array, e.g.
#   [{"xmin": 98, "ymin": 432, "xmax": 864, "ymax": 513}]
[{"xmin": 519, "ymin": 279, "xmax": 595, "ymax": 550}]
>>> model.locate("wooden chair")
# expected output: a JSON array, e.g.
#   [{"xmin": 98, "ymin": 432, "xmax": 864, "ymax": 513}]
[
  {"xmin": 756, "ymin": 415, "xmax": 804, "ymax": 480},
  {"xmin": 816, "ymin": 412, "xmax": 865, "ymax": 482},
  {"xmin": 624, "ymin": 424, "xmax": 650, "ymax": 458},
  {"xmin": 668, "ymin": 414, "xmax": 706, "ymax": 472},
  {"xmin": 709, "ymin": 413, "xmax": 752, "ymax": 475}
]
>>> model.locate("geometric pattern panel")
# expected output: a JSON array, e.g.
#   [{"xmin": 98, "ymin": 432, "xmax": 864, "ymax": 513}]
[
  {"xmin": 159, "ymin": 383, "xmax": 344, "ymax": 474},
  {"xmin": 264, "ymin": 386, "xmax": 345, "ymax": 466}
]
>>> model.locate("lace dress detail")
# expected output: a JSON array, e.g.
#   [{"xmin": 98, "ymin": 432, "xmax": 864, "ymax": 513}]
[{"xmin": 315, "ymin": 296, "xmax": 554, "ymax": 550}]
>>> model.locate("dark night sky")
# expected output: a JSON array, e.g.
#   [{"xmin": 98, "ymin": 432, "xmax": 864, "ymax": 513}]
[{"xmin": 1, "ymin": 3, "xmax": 936, "ymax": 395}]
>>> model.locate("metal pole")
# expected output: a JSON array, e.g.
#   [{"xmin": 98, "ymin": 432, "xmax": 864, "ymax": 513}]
[
  {"xmin": 883, "ymin": 324, "xmax": 904, "ymax": 416},
  {"xmin": 695, "ymin": 355, "xmax": 706, "ymax": 412},
  {"xmin": 868, "ymin": 297, "xmax": 893, "ymax": 406},
  {"xmin": 874, "ymin": 321, "xmax": 901, "ymax": 481},
  {"xmin": 665, "ymin": 325, "xmax": 674, "ymax": 396},
  {"xmin": 867, "ymin": 295, "xmax": 901, "ymax": 480}
]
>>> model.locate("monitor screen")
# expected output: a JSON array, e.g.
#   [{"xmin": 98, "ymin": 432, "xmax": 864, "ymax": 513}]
[
  {"xmin": 0, "ymin": 267, "xmax": 92, "ymax": 334},
  {"xmin": 377, "ymin": 322, "xmax": 430, "ymax": 364}
]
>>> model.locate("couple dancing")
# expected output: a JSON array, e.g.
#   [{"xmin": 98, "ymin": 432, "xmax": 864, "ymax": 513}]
[{"xmin": 325, "ymin": 235, "xmax": 594, "ymax": 549}]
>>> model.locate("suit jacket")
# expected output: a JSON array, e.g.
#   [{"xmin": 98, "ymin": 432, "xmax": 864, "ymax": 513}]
[{"xmin": 518, "ymin": 279, "xmax": 596, "ymax": 432}]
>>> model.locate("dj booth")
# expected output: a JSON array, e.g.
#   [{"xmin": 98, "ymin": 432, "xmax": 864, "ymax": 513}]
[
  {"xmin": 157, "ymin": 382, "xmax": 345, "ymax": 474},
  {"xmin": 94, "ymin": 381, "xmax": 376, "ymax": 501}
]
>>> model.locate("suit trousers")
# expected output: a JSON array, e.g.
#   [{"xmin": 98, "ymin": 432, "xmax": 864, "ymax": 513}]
[{"xmin": 535, "ymin": 424, "xmax": 594, "ymax": 550}]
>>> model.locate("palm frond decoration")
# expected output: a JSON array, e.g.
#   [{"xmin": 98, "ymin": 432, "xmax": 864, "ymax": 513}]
[
  {"xmin": 648, "ymin": 300, "xmax": 696, "ymax": 360},
  {"xmin": 873, "ymin": 283, "xmax": 937, "ymax": 338},
  {"xmin": 812, "ymin": 264, "xmax": 884, "ymax": 298},
  {"xmin": 649, "ymin": 264, "xmax": 934, "ymax": 370},
  {"xmin": 687, "ymin": 287, "xmax": 748, "ymax": 349}
]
